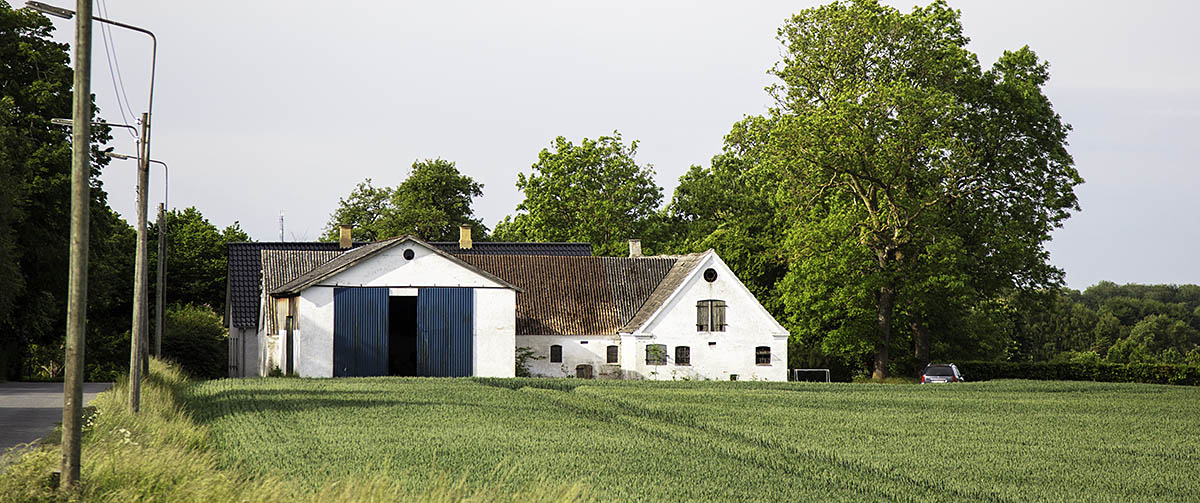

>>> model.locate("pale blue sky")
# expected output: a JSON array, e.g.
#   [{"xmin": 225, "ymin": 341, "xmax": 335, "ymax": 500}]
[{"xmin": 36, "ymin": 0, "xmax": 1200, "ymax": 289}]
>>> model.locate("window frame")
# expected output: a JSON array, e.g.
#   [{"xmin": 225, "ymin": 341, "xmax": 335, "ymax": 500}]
[
  {"xmin": 675, "ymin": 346, "xmax": 691, "ymax": 366},
  {"xmin": 645, "ymin": 344, "xmax": 667, "ymax": 365},
  {"xmin": 606, "ymin": 345, "xmax": 619, "ymax": 364},
  {"xmin": 549, "ymin": 344, "xmax": 562, "ymax": 363},
  {"xmin": 696, "ymin": 300, "xmax": 727, "ymax": 332},
  {"xmin": 755, "ymin": 346, "xmax": 771, "ymax": 366}
]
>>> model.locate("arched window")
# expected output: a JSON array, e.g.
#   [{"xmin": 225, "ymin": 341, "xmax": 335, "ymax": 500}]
[
  {"xmin": 646, "ymin": 344, "xmax": 667, "ymax": 365},
  {"xmin": 550, "ymin": 344, "xmax": 562, "ymax": 363},
  {"xmin": 675, "ymin": 346, "xmax": 691, "ymax": 366},
  {"xmin": 755, "ymin": 346, "xmax": 771, "ymax": 365},
  {"xmin": 696, "ymin": 300, "xmax": 727, "ymax": 332}
]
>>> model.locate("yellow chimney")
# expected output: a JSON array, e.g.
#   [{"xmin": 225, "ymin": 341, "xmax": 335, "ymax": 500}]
[{"xmin": 459, "ymin": 224, "xmax": 473, "ymax": 249}]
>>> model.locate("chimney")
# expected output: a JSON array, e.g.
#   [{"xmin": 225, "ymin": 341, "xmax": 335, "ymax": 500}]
[
  {"xmin": 339, "ymin": 224, "xmax": 353, "ymax": 249},
  {"xmin": 459, "ymin": 224, "xmax": 473, "ymax": 249},
  {"xmin": 628, "ymin": 239, "xmax": 642, "ymax": 258}
]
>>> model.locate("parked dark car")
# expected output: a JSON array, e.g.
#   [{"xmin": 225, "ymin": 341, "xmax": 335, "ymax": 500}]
[{"xmin": 920, "ymin": 363, "xmax": 964, "ymax": 383}]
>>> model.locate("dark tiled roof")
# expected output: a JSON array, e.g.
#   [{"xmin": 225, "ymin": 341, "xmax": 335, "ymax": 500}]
[
  {"xmin": 431, "ymin": 242, "xmax": 592, "ymax": 256},
  {"xmin": 461, "ymin": 255, "xmax": 684, "ymax": 335},
  {"xmin": 618, "ymin": 252, "xmax": 707, "ymax": 333},
  {"xmin": 270, "ymin": 236, "xmax": 520, "ymax": 297},
  {"xmin": 227, "ymin": 242, "xmax": 355, "ymax": 329},
  {"xmin": 261, "ymin": 249, "xmax": 343, "ymax": 334}
]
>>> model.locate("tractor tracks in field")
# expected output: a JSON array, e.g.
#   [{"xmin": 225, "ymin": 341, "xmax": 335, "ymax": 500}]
[{"xmin": 483, "ymin": 381, "xmax": 1017, "ymax": 503}]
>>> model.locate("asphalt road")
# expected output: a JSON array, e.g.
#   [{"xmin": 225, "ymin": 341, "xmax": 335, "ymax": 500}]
[{"xmin": 0, "ymin": 382, "xmax": 112, "ymax": 453}]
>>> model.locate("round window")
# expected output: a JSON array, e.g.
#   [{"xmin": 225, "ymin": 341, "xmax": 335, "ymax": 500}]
[
  {"xmin": 403, "ymin": 248, "xmax": 415, "ymax": 260},
  {"xmin": 703, "ymin": 268, "xmax": 717, "ymax": 282}
]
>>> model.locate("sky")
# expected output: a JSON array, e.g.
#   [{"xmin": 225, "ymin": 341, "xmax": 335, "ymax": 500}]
[{"xmin": 32, "ymin": 0, "xmax": 1200, "ymax": 290}]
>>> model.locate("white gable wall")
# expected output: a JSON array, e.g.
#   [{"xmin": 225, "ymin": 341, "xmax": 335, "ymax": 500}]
[
  {"xmin": 293, "ymin": 241, "xmax": 516, "ymax": 378},
  {"xmin": 630, "ymin": 252, "xmax": 789, "ymax": 381}
]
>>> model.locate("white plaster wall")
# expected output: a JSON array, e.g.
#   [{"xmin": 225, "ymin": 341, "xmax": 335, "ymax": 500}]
[
  {"xmin": 297, "ymin": 287, "xmax": 334, "ymax": 377},
  {"xmin": 517, "ymin": 334, "xmax": 624, "ymax": 378},
  {"xmin": 630, "ymin": 253, "xmax": 789, "ymax": 381},
  {"xmin": 474, "ymin": 289, "xmax": 516, "ymax": 377},
  {"xmin": 325, "ymin": 244, "xmax": 507, "ymax": 289},
  {"xmin": 291, "ymin": 242, "xmax": 516, "ymax": 378}
]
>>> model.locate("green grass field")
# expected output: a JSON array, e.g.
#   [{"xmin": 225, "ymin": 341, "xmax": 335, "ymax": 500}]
[{"xmin": 189, "ymin": 377, "xmax": 1200, "ymax": 502}]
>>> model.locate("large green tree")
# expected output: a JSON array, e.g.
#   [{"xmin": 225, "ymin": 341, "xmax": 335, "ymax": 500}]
[
  {"xmin": 324, "ymin": 158, "xmax": 485, "ymax": 242},
  {"xmin": 0, "ymin": 3, "xmax": 138, "ymax": 380},
  {"xmin": 758, "ymin": 0, "xmax": 1080, "ymax": 378},
  {"xmin": 149, "ymin": 207, "xmax": 249, "ymax": 315},
  {"xmin": 494, "ymin": 132, "xmax": 662, "ymax": 256}
]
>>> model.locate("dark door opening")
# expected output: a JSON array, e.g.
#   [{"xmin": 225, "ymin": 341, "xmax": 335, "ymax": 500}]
[{"xmin": 388, "ymin": 296, "xmax": 419, "ymax": 376}]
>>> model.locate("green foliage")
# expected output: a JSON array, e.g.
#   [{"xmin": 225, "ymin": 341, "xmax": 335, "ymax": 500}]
[
  {"xmin": 162, "ymin": 304, "xmax": 227, "ymax": 379},
  {"xmin": 150, "ymin": 207, "xmax": 245, "ymax": 315},
  {"xmin": 744, "ymin": 0, "xmax": 1081, "ymax": 377},
  {"xmin": 494, "ymin": 132, "xmax": 662, "ymax": 256},
  {"xmin": 957, "ymin": 360, "xmax": 1200, "ymax": 386},
  {"xmin": 0, "ymin": 2, "xmax": 136, "ymax": 380},
  {"xmin": 323, "ymin": 158, "xmax": 486, "ymax": 242},
  {"xmin": 179, "ymin": 377, "xmax": 1200, "ymax": 501},
  {"xmin": 514, "ymin": 346, "xmax": 543, "ymax": 377}
]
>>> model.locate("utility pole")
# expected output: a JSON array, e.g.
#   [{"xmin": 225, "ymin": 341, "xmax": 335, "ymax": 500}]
[
  {"xmin": 155, "ymin": 202, "xmax": 166, "ymax": 356},
  {"xmin": 129, "ymin": 111, "xmax": 150, "ymax": 412},
  {"xmin": 61, "ymin": 0, "xmax": 92, "ymax": 488}
]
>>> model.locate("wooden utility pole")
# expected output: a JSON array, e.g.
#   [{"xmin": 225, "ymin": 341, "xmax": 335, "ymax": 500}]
[
  {"xmin": 155, "ymin": 202, "xmax": 166, "ymax": 356},
  {"xmin": 129, "ymin": 111, "xmax": 150, "ymax": 412},
  {"xmin": 61, "ymin": 0, "xmax": 93, "ymax": 488}
]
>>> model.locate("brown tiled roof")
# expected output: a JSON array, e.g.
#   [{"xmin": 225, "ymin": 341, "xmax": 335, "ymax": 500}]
[
  {"xmin": 261, "ymin": 249, "xmax": 343, "ymax": 334},
  {"xmin": 461, "ymin": 255, "xmax": 686, "ymax": 335}
]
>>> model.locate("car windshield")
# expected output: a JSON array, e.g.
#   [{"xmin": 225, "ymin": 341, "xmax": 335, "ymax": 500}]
[{"xmin": 925, "ymin": 366, "xmax": 954, "ymax": 376}]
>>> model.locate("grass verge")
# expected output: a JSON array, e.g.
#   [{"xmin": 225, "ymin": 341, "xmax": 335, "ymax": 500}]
[{"xmin": 0, "ymin": 359, "xmax": 592, "ymax": 502}]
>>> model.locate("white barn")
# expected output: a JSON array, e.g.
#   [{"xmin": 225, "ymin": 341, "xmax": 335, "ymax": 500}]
[{"xmin": 226, "ymin": 229, "xmax": 788, "ymax": 380}]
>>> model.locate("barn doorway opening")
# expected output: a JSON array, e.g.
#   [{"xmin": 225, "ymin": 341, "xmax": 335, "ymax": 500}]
[{"xmin": 388, "ymin": 296, "xmax": 419, "ymax": 376}]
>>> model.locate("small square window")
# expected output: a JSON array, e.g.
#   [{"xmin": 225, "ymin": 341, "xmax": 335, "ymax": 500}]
[
  {"xmin": 550, "ymin": 344, "xmax": 562, "ymax": 363},
  {"xmin": 755, "ymin": 346, "xmax": 771, "ymax": 365},
  {"xmin": 606, "ymin": 345, "xmax": 619, "ymax": 364},
  {"xmin": 646, "ymin": 344, "xmax": 667, "ymax": 365},
  {"xmin": 675, "ymin": 346, "xmax": 691, "ymax": 366}
]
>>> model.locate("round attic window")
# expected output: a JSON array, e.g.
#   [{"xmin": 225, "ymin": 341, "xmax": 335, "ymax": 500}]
[
  {"xmin": 403, "ymin": 248, "xmax": 415, "ymax": 260},
  {"xmin": 703, "ymin": 268, "xmax": 718, "ymax": 282}
]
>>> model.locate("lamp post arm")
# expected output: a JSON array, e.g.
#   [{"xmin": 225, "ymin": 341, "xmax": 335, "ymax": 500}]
[{"xmin": 149, "ymin": 159, "xmax": 167, "ymax": 212}]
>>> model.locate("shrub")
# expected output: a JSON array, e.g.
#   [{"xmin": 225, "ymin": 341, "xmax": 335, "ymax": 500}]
[
  {"xmin": 957, "ymin": 361, "xmax": 1200, "ymax": 386},
  {"xmin": 162, "ymin": 303, "xmax": 226, "ymax": 379}
]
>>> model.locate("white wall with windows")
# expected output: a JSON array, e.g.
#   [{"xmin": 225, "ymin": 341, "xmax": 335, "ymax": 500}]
[
  {"xmin": 629, "ymin": 252, "xmax": 789, "ymax": 381},
  {"xmin": 518, "ymin": 252, "xmax": 789, "ymax": 381},
  {"xmin": 516, "ymin": 334, "xmax": 625, "ymax": 378}
]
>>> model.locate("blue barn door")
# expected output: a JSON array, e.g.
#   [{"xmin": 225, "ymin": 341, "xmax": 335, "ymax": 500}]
[
  {"xmin": 416, "ymin": 288, "xmax": 473, "ymax": 377},
  {"xmin": 333, "ymin": 287, "xmax": 390, "ymax": 377}
]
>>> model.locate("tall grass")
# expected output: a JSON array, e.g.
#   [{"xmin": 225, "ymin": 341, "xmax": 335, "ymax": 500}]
[{"xmin": 0, "ymin": 360, "xmax": 593, "ymax": 502}]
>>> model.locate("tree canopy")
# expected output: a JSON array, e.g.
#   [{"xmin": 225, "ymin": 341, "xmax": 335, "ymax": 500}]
[
  {"xmin": 0, "ymin": 3, "xmax": 139, "ymax": 380},
  {"xmin": 493, "ymin": 132, "xmax": 662, "ymax": 256},
  {"xmin": 323, "ymin": 158, "xmax": 485, "ymax": 242},
  {"xmin": 753, "ymin": 0, "xmax": 1081, "ymax": 378}
]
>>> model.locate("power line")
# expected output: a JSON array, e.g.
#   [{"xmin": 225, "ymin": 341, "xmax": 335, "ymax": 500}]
[{"xmin": 95, "ymin": 0, "xmax": 139, "ymax": 139}]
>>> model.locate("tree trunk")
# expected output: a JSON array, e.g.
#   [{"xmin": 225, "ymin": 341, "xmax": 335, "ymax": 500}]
[
  {"xmin": 872, "ymin": 283, "xmax": 895, "ymax": 380},
  {"xmin": 913, "ymin": 316, "xmax": 930, "ymax": 377}
]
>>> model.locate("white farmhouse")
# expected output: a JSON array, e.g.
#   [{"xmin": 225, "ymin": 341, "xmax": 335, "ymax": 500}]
[{"xmin": 225, "ymin": 227, "xmax": 788, "ymax": 380}]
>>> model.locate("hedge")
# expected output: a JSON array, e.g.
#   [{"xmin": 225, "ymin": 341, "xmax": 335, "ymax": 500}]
[{"xmin": 956, "ymin": 361, "xmax": 1200, "ymax": 386}]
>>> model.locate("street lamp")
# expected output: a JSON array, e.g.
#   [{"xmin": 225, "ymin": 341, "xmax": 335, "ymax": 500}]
[
  {"xmin": 105, "ymin": 153, "xmax": 170, "ymax": 358},
  {"xmin": 29, "ymin": 0, "xmax": 157, "ymax": 413}
]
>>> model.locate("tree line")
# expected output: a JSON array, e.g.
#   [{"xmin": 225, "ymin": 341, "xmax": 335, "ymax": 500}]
[
  {"xmin": 323, "ymin": 1, "xmax": 1197, "ymax": 377},
  {"xmin": 5, "ymin": 1, "xmax": 1197, "ymax": 381}
]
